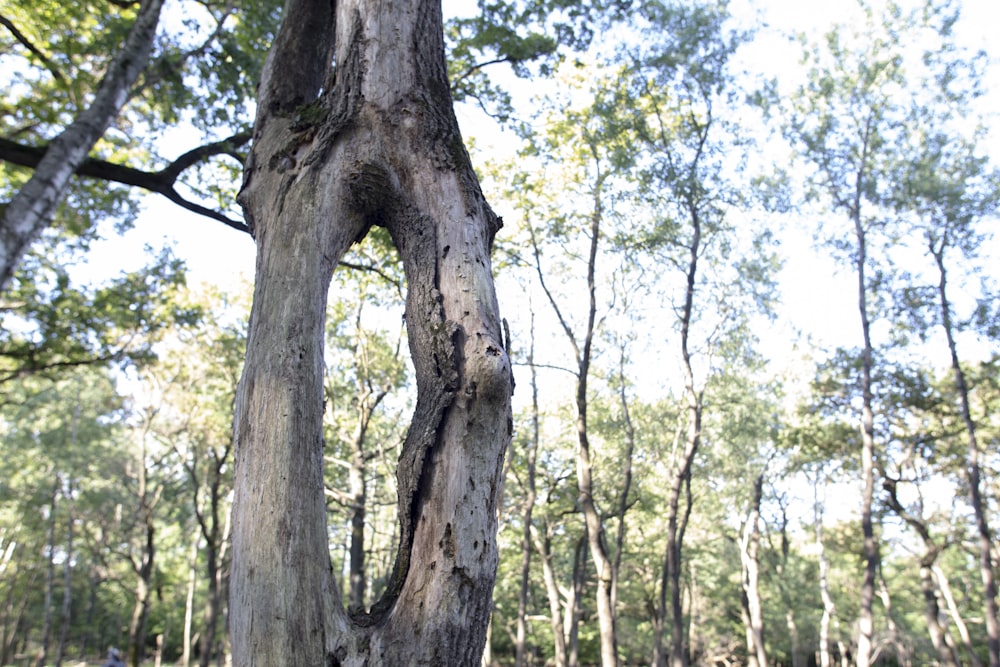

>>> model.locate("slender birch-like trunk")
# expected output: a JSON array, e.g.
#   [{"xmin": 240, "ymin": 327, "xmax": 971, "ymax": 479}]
[
  {"xmin": 0, "ymin": 0, "xmax": 165, "ymax": 290},
  {"xmin": 930, "ymin": 238, "xmax": 1000, "ymax": 667},
  {"xmin": 739, "ymin": 474, "xmax": 767, "ymax": 667},
  {"xmin": 515, "ymin": 313, "xmax": 540, "ymax": 667}
]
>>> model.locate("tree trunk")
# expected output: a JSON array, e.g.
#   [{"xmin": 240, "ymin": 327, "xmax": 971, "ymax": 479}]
[
  {"xmin": 815, "ymin": 478, "xmax": 848, "ymax": 667},
  {"xmin": 530, "ymin": 159, "xmax": 618, "ymax": 667},
  {"xmin": 739, "ymin": 474, "xmax": 767, "ymax": 667},
  {"xmin": 933, "ymin": 564, "xmax": 983, "ymax": 667},
  {"xmin": 875, "ymin": 576, "xmax": 910, "ymax": 667},
  {"xmin": 340, "ymin": 329, "xmax": 388, "ymax": 615},
  {"xmin": 128, "ymin": 516, "xmax": 155, "ymax": 667},
  {"xmin": 535, "ymin": 524, "xmax": 568, "ymax": 667},
  {"xmin": 611, "ymin": 345, "xmax": 636, "ymax": 614},
  {"xmin": 515, "ymin": 314, "xmax": 541, "ymax": 667},
  {"xmin": 656, "ymin": 201, "xmax": 704, "ymax": 667},
  {"xmin": 229, "ymin": 1, "xmax": 512, "ymax": 664},
  {"xmin": 931, "ymin": 240, "xmax": 1000, "ymax": 667},
  {"xmin": 181, "ymin": 538, "xmax": 198, "ymax": 667},
  {"xmin": 883, "ymin": 479, "xmax": 958, "ymax": 666},
  {"xmin": 850, "ymin": 157, "xmax": 879, "ymax": 667},
  {"xmin": 0, "ymin": 0, "xmax": 165, "ymax": 290},
  {"xmin": 54, "ymin": 503, "xmax": 73, "ymax": 667},
  {"xmin": 567, "ymin": 535, "xmax": 586, "ymax": 667},
  {"xmin": 197, "ymin": 458, "xmax": 229, "ymax": 667},
  {"xmin": 35, "ymin": 479, "xmax": 58, "ymax": 667}
]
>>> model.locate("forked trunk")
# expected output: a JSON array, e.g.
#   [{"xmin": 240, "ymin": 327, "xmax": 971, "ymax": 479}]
[{"xmin": 230, "ymin": 1, "xmax": 512, "ymax": 664}]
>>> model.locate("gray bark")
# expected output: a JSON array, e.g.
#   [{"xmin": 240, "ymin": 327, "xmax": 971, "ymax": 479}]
[
  {"xmin": 0, "ymin": 0, "xmax": 165, "ymax": 290},
  {"xmin": 229, "ymin": 1, "xmax": 512, "ymax": 664}
]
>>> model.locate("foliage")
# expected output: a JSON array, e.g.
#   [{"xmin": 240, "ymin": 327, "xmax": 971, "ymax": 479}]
[{"xmin": 0, "ymin": 0, "xmax": 997, "ymax": 664}]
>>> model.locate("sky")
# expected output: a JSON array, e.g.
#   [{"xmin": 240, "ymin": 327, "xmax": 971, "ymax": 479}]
[
  {"xmin": 77, "ymin": 0, "xmax": 999, "ymax": 359},
  {"xmin": 55, "ymin": 0, "xmax": 998, "ymax": 538}
]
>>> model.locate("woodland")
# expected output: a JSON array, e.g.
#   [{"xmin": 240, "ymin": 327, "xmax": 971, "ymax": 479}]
[{"xmin": 0, "ymin": 0, "xmax": 998, "ymax": 665}]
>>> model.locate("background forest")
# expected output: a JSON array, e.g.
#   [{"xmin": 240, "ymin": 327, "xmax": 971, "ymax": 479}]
[{"xmin": 1, "ymin": 0, "xmax": 998, "ymax": 665}]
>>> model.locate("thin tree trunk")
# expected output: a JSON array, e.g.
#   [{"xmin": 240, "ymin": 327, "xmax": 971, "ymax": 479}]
[
  {"xmin": 35, "ymin": 479, "xmax": 59, "ymax": 667},
  {"xmin": 611, "ymin": 344, "xmax": 636, "ymax": 614},
  {"xmin": 534, "ymin": 523, "xmax": 568, "ymax": 667},
  {"xmin": 849, "ymin": 131, "xmax": 879, "ymax": 665},
  {"xmin": 229, "ymin": 1, "xmax": 512, "ymax": 663},
  {"xmin": 341, "ymin": 311, "xmax": 389, "ymax": 615},
  {"xmin": 739, "ymin": 474, "xmax": 767, "ymax": 667},
  {"xmin": 933, "ymin": 564, "xmax": 983, "ymax": 667},
  {"xmin": 482, "ymin": 614, "xmax": 494, "ymax": 667},
  {"xmin": 213, "ymin": 507, "xmax": 231, "ymax": 667},
  {"xmin": 128, "ymin": 519, "xmax": 155, "ymax": 667},
  {"xmin": 128, "ymin": 426, "xmax": 158, "ymax": 667},
  {"xmin": 658, "ymin": 200, "xmax": 705, "ymax": 667},
  {"xmin": 930, "ymin": 239, "xmax": 1000, "ymax": 667},
  {"xmin": 515, "ymin": 311, "xmax": 541, "ymax": 667},
  {"xmin": 883, "ymin": 479, "xmax": 958, "ymax": 666},
  {"xmin": 777, "ymin": 499, "xmax": 802, "ymax": 667},
  {"xmin": 530, "ymin": 159, "xmax": 617, "ymax": 667},
  {"xmin": 875, "ymin": 576, "xmax": 910, "ymax": 667},
  {"xmin": 815, "ymin": 478, "xmax": 847, "ymax": 667},
  {"xmin": 181, "ymin": 537, "xmax": 198, "ymax": 667},
  {"xmin": 343, "ymin": 385, "xmax": 376, "ymax": 616},
  {"xmin": 197, "ymin": 459, "xmax": 229, "ymax": 667},
  {"xmin": 0, "ymin": 0, "xmax": 165, "ymax": 290},
  {"xmin": 688, "ymin": 559, "xmax": 703, "ymax": 663},
  {"xmin": 54, "ymin": 501, "xmax": 73, "ymax": 667},
  {"xmin": 567, "ymin": 535, "xmax": 586, "ymax": 667}
]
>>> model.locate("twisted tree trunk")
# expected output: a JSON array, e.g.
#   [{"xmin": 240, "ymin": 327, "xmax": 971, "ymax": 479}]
[{"xmin": 229, "ymin": 1, "xmax": 513, "ymax": 664}]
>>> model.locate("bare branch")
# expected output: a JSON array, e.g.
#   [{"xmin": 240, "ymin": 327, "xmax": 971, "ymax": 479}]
[{"xmin": 0, "ymin": 134, "xmax": 251, "ymax": 234}]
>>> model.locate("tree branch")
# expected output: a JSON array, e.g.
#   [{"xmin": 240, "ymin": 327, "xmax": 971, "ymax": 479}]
[
  {"xmin": 0, "ymin": 134, "xmax": 251, "ymax": 234},
  {"xmin": 0, "ymin": 13, "xmax": 65, "ymax": 82}
]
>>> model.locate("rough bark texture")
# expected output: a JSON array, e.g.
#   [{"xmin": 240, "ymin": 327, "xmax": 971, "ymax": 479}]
[
  {"xmin": 230, "ymin": 1, "xmax": 512, "ymax": 664},
  {"xmin": 0, "ymin": 0, "xmax": 165, "ymax": 290}
]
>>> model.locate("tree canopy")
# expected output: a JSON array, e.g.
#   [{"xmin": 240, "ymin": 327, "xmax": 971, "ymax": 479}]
[{"xmin": 0, "ymin": 0, "xmax": 998, "ymax": 665}]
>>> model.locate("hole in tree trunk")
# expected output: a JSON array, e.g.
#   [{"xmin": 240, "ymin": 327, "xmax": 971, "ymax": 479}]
[{"xmin": 323, "ymin": 228, "xmax": 413, "ymax": 615}]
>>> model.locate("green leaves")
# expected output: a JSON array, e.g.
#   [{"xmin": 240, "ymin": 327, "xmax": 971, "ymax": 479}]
[{"xmin": 0, "ymin": 242, "xmax": 190, "ymax": 384}]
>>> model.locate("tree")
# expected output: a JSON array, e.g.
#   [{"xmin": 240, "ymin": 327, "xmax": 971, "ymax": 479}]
[
  {"xmin": 229, "ymin": 0, "xmax": 513, "ymax": 664},
  {"xmin": 889, "ymin": 58, "xmax": 1000, "ymax": 664},
  {"xmin": 619, "ymin": 4, "xmax": 761, "ymax": 664},
  {"xmin": 138, "ymin": 286, "xmax": 248, "ymax": 667},
  {"xmin": 769, "ymin": 5, "xmax": 912, "ymax": 660},
  {"xmin": 0, "ymin": 0, "xmax": 165, "ymax": 289},
  {"xmin": 0, "ymin": 252, "xmax": 191, "ymax": 394}
]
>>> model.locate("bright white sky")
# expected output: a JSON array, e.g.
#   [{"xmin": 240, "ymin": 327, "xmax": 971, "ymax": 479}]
[
  {"xmin": 63, "ymin": 0, "xmax": 997, "ymax": 538},
  {"xmin": 79, "ymin": 0, "xmax": 998, "ymax": 364}
]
